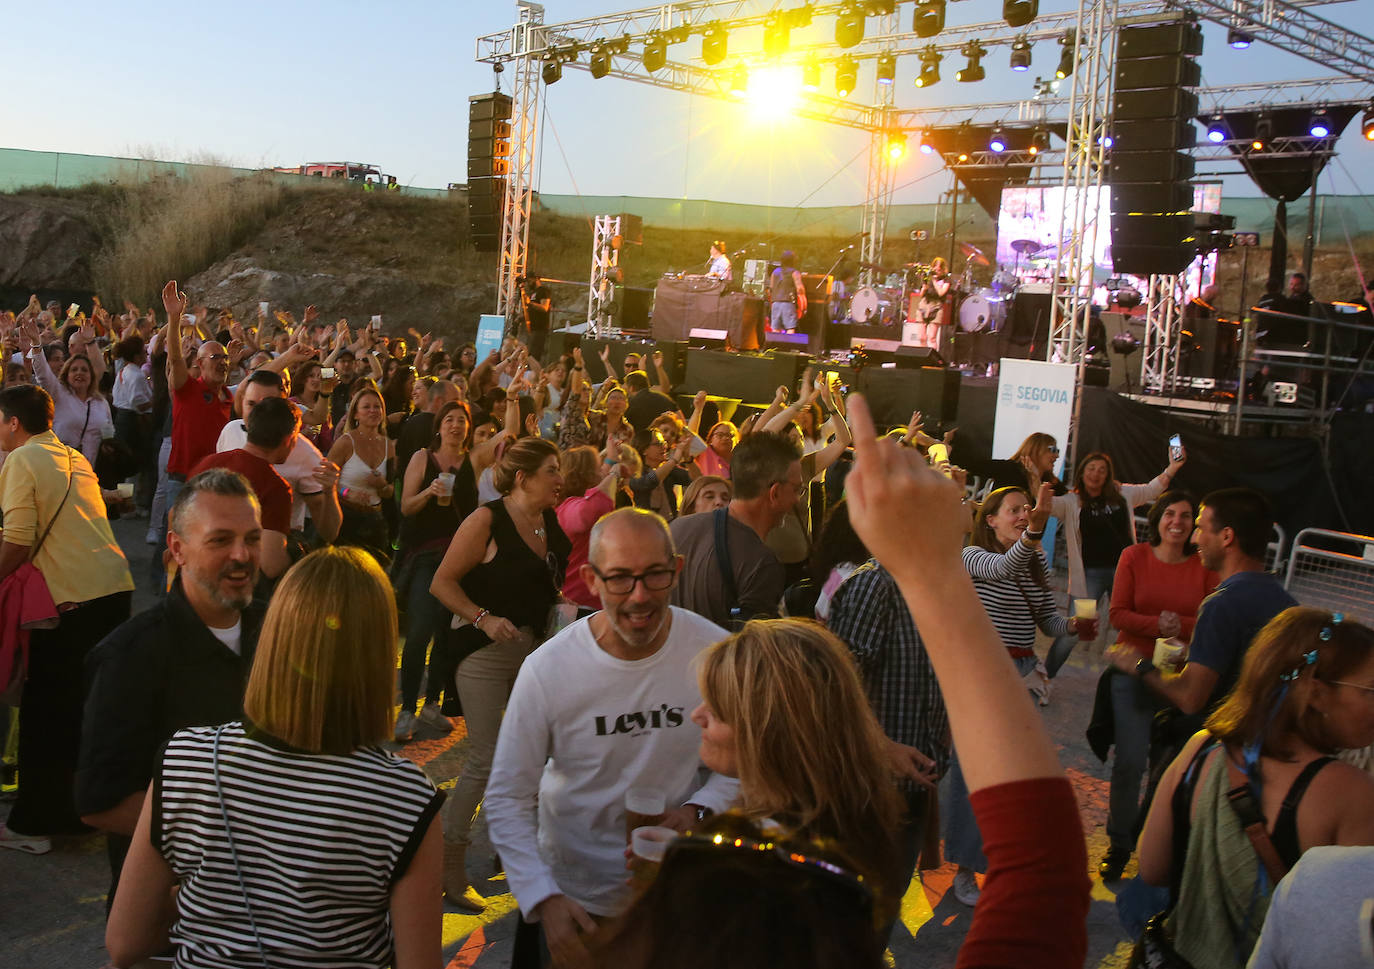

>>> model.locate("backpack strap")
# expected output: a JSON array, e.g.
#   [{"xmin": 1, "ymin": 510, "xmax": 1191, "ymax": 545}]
[
  {"xmin": 1167, "ymin": 735, "xmax": 1222, "ymax": 908},
  {"xmin": 712, "ymin": 508, "xmax": 742, "ymax": 627},
  {"xmin": 1223, "ymin": 755, "xmax": 1291, "ymax": 886}
]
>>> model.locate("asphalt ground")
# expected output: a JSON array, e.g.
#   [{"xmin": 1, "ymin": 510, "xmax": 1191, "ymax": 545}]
[{"xmin": 1, "ymin": 514, "xmax": 1139, "ymax": 968}]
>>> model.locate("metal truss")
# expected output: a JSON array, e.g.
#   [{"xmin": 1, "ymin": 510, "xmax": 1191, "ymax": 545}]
[
  {"xmin": 1048, "ymin": 0, "xmax": 1120, "ymax": 372},
  {"xmin": 495, "ymin": 2, "xmax": 544, "ymax": 324},
  {"xmin": 1169, "ymin": 0, "xmax": 1374, "ymax": 82},
  {"xmin": 589, "ymin": 215, "xmax": 625, "ymax": 334},
  {"xmin": 1193, "ymin": 136, "xmax": 1340, "ymax": 160},
  {"xmin": 1193, "ymin": 75, "xmax": 1374, "ymax": 112},
  {"xmin": 859, "ymin": 8, "xmax": 900, "ymax": 284},
  {"xmin": 1141, "ymin": 273, "xmax": 1186, "ymax": 392}
]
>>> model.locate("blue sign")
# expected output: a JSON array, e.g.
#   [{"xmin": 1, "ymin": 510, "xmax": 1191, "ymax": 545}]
[{"xmin": 475, "ymin": 314, "xmax": 505, "ymax": 366}]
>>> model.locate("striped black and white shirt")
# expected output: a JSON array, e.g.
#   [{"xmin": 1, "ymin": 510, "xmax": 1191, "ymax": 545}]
[
  {"xmin": 152, "ymin": 721, "xmax": 442, "ymax": 969},
  {"xmin": 962, "ymin": 537, "xmax": 1071, "ymax": 658}
]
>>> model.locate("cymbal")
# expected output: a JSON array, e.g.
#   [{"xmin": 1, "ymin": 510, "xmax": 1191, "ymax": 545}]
[
  {"xmin": 959, "ymin": 241, "xmax": 990, "ymax": 267},
  {"xmin": 1010, "ymin": 239, "xmax": 1045, "ymax": 255}
]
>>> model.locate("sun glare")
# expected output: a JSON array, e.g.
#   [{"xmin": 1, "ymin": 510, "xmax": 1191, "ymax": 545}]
[{"xmin": 744, "ymin": 65, "xmax": 803, "ymax": 121}]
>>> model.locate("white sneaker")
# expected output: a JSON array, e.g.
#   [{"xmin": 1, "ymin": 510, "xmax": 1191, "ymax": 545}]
[
  {"xmin": 393, "ymin": 710, "xmax": 417, "ymax": 743},
  {"xmin": 952, "ymin": 869, "xmax": 981, "ymax": 907},
  {"xmin": 417, "ymin": 703, "xmax": 454, "ymax": 734},
  {"xmin": 0, "ymin": 823, "xmax": 51, "ymax": 855}
]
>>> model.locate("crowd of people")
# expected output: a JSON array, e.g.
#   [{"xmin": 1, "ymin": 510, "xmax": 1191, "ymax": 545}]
[{"xmin": 1, "ymin": 286, "xmax": 1372, "ymax": 969}]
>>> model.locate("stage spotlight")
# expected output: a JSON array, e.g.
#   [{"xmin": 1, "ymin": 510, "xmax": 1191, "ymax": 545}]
[
  {"xmin": 836, "ymin": 3, "xmax": 865, "ymax": 49},
  {"xmin": 589, "ymin": 40, "xmax": 612, "ymax": 79},
  {"xmin": 785, "ymin": 4, "xmax": 815, "ymax": 29},
  {"xmin": 836, "ymin": 56, "xmax": 859, "ymax": 97},
  {"xmin": 956, "ymin": 41, "xmax": 986, "ymax": 83},
  {"xmin": 912, "ymin": 0, "xmax": 945, "ymax": 38},
  {"xmin": 665, "ymin": 24, "xmax": 692, "ymax": 46},
  {"xmin": 1228, "ymin": 26, "xmax": 1253, "ymax": 49},
  {"xmin": 643, "ymin": 31, "xmax": 666, "ymax": 72},
  {"xmin": 1206, "ymin": 116, "xmax": 1227, "ymax": 143},
  {"xmin": 918, "ymin": 130, "xmax": 935, "ymax": 154},
  {"xmin": 886, "ymin": 132, "xmax": 907, "ymax": 162},
  {"xmin": 877, "ymin": 53, "xmax": 896, "ymax": 85},
  {"xmin": 915, "ymin": 48, "xmax": 941, "ymax": 88},
  {"xmin": 1003, "ymin": 0, "xmax": 1038, "ymax": 29},
  {"xmin": 1009, "ymin": 36, "xmax": 1032, "ymax": 72},
  {"xmin": 1364, "ymin": 103, "xmax": 1374, "ymax": 141},
  {"xmin": 729, "ymin": 66, "xmax": 748, "ymax": 96},
  {"xmin": 957, "ymin": 152, "xmax": 969, "ymax": 162},
  {"xmin": 803, "ymin": 58, "xmax": 821, "ymax": 92},
  {"xmin": 763, "ymin": 14, "xmax": 789, "ymax": 57},
  {"xmin": 1029, "ymin": 127, "xmax": 1049, "ymax": 155},
  {"xmin": 1308, "ymin": 109, "xmax": 1330, "ymax": 139},
  {"xmin": 1056, "ymin": 32, "xmax": 1076, "ymax": 79},
  {"xmin": 541, "ymin": 55, "xmax": 562, "ymax": 85},
  {"xmin": 1099, "ymin": 133, "xmax": 1113, "ymax": 149},
  {"xmin": 989, "ymin": 126, "xmax": 1007, "ymax": 153},
  {"xmin": 702, "ymin": 22, "xmax": 727, "ymax": 65},
  {"xmin": 1252, "ymin": 112, "xmax": 1273, "ymax": 151}
]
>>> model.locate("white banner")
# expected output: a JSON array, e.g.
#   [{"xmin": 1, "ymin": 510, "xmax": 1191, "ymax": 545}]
[{"xmin": 993, "ymin": 359, "xmax": 1077, "ymax": 470}]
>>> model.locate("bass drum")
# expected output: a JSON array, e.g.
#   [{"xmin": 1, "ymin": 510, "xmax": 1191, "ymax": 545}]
[
  {"xmin": 849, "ymin": 286, "xmax": 888, "ymax": 324},
  {"xmin": 958, "ymin": 290, "xmax": 1007, "ymax": 332}
]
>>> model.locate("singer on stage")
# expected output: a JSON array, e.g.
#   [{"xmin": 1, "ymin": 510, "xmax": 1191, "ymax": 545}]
[
  {"xmin": 706, "ymin": 241, "xmax": 732, "ymax": 283},
  {"xmin": 912, "ymin": 256, "xmax": 952, "ymax": 350}
]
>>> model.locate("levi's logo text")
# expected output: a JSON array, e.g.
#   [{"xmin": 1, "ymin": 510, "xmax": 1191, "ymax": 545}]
[{"xmin": 594, "ymin": 705, "xmax": 686, "ymax": 736}]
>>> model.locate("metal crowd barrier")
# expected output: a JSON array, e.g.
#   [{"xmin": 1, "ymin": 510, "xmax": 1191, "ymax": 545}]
[{"xmin": 1282, "ymin": 528, "xmax": 1374, "ymax": 623}]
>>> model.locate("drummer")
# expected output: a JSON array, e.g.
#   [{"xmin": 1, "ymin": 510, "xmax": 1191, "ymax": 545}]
[
  {"xmin": 912, "ymin": 256, "xmax": 953, "ymax": 350},
  {"xmin": 706, "ymin": 240, "xmax": 732, "ymax": 283}
]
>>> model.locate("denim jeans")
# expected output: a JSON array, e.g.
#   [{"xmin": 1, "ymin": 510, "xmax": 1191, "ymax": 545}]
[
  {"xmin": 1106, "ymin": 668, "xmax": 1161, "ymax": 853},
  {"xmin": 399, "ymin": 553, "xmax": 450, "ymax": 712},
  {"xmin": 1046, "ymin": 565, "xmax": 1116, "ymax": 678}
]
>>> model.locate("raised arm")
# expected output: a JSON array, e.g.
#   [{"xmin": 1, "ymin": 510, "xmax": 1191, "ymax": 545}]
[
  {"xmin": 687, "ymin": 389, "xmax": 707, "ymax": 438},
  {"xmin": 161, "ymin": 281, "xmax": 191, "ymax": 392}
]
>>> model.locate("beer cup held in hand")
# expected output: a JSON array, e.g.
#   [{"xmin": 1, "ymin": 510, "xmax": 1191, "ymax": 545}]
[
  {"xmin": 435, "ymin": 472, "xmax": 456, "ymax": 507},
  {"xmin": 1073, "ymin": 598, "xmax": 1098, "ymax": 620},
  {"xmin": 624, "ymin": 787, "xmax": 666, "ymax": 842},
  {"xmin": 629, "ymin": 825, "xmax": 678, "ymax": 884},
  {"xmin": 1154, "ymin": 637, "xmax": 1187, "ymax": 673}
]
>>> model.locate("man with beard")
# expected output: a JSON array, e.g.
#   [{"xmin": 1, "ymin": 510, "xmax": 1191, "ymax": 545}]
[
  {"xmin": 485, "ymin": 508, "xmax": 738, "ymax": 969},
  {"xmin": 75, "ymin": 469, "xmax": 265, "ymax": 907}
]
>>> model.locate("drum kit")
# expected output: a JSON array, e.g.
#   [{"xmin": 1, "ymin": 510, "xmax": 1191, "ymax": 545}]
[{"xmin": 845, "ymin": 240, "xmax": 1020, "ymax": 335}]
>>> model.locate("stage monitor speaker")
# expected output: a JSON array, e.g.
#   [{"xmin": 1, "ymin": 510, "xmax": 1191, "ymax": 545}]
[
  {"xmin": 1007, "ymin": 290, "xmax": 1051, "ymax": 348},
  {"xmin": 765, "ymin": 330, "xmax": 810, "ymax": 349},
  {"xmin": 683, "ymin": 348, "xmax": 810, "ymax": 406},
  {"xmin": 894, "ymin": 345, "xmax": 945, "ymax": 369}
]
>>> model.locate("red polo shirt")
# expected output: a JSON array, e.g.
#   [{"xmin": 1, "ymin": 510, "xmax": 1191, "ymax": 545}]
[
  {"xmin": 190, "ymin": 449, "xmax": 293, "ymax": 535},
  {"xmin": 168, "ymin": 376, "xmax": 233, "ymax": 476}
]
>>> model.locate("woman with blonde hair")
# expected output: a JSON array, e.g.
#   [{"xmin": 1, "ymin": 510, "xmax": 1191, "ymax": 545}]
[
  {"xmin": 327, "ymin": 385, "xmax": 396, "ymax": 563},
  {"xmin": 692, "ymin": 619, "xmax": 905, "ymax": 926},
  {"xmin": 556, "ymin": 443, "xmax": 632, "ymax": 610},
  {"xmin": 106, "ymin": 547, "xmax": 442, "ymax": 969},
  {"xmin": 679, "ymin": 475, "xmax": 731, "ymax": 516},
  {"xmin": 1136, "ymin": 607, "xmax": 1374, "ymax": 969},
  {"xmin": 430, "ymin": 436, "xmax": 571, "ymax": 910}
]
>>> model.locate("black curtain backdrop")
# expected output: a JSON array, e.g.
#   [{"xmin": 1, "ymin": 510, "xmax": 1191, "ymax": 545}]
[{"xmin": 950, "ymin": 383, "xmax": 1372, "ymax": 538}]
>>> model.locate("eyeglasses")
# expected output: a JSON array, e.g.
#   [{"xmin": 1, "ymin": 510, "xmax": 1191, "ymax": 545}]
[
  {"xmin": 203, "ymin": 353, "xmax": 228, "ymax": 361},
  {"xmin": 1047, "ymin": 445, "xmax": 1061, "ymax": 455},
  {"xmin": 591, "ymin": 566, "xmax": 676, "ymax": 595}
]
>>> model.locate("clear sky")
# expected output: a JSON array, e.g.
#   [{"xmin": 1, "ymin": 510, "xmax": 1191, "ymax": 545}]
[{"xmin": 10, "ymin": 0, "xmax": 1374, "ymax": 208}]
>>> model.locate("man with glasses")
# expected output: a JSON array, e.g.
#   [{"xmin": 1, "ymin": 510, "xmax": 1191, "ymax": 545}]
[{"xmin": 485, "ymin": 508, "xmax": 739, "ymax": 969}]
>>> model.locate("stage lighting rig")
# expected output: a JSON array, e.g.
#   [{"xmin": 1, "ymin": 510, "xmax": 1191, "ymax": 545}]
[
  {"xmin": 989, "ymin": 126, "xmax": 1007, "ymax": 152},
  {"xmin": 836, "ymin": 55, "xmax": 859, "ymax": 97},
  {"xmin": 918, "ymin": 129, "xmax": 935, "ymax": 154},
  {"xmin": 956, "ymin": 41, "xmax": 987, "ymax": 83},
  {"xmin": 664, "ymin": 24, "xmax": 692, "ymax": 45},
  {"xmin": 803, "ymin": 58, "xmax": 821, "ymax": 91},
  {"xmin": 1308, "ymin": 109, "xmax": 1330, "ymax": 139},
  {"xmin": 915, "ymin": 48, "xmax": 942, "ymax": 88},
  {"xmin": 1009, "ymin": 36, "xmax": 1032, "ymax": 72},
  {"xmin": 1227, "ymin": 26, "xmax": 1253, "ymax": 49},
  {"xmin": 643, "ymin": 31, "xmax": 667, "ymax": 72},
  {"xmin": 1003, "ymin": 0, "xmax": 1038, "ymax": 30},
  {"xmin": 541, "ymin": 53, "xmax": 562, "ymax": 85},
  {"xmin": 1251, "ymin": 112, "xmax": 1273, "ymax": 151},
  {"xmin": 1364, "ymin": 103, "xmax": 1374, "ymax": 141},
  {"xmin": 1206, "ymin": 116, "xmax": 1227, "ymax": 143},
  {"xmin": 763, "ymin": 13, "xmax": 789, "ymax": 57},
  {"xmin": 886, "ymin": 132, "xmax": 907, "ymax": 162},
  {"xmin": 877, "ymin": 53, "xmax": 896, "ymax": 85},
  {"xmin": 1029, "ymin": 126, "xmax": 1049, "ymax": 155},
  {"xmin": 786, "ymin": 5, "xmax": 815, "ymax": 28},
  {"xmin": 702, "ymin": 22, "xmax": 728, "ymax": 65},
  {"xmin": 913, "ymin": 0, "xmax": 945, "ymax": 38},
  {"xmin": 1055, "ymin": 32, "xmax": 1076, "ymax": 79},
  {"xmin": 589, "ymin": 39, "xmax": 613, "ymax": 79},
  {"xmin": 836, "ymin": 3, "xmax": 865, "ymax": 49}
]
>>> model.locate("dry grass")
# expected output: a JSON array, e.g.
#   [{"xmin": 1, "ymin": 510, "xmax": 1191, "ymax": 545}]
[{"xmin": 90, "ymin": 168, "xmax": 286, "ymax": 306}]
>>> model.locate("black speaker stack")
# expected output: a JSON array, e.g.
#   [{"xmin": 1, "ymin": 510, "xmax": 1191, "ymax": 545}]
[
  {"xmin": 468, "ymin": 94, "xmax": 512, "ymax": 253},
  {"xmin": 1108, "ymin": 21, "xmax": 1203, "ymax": 276}
]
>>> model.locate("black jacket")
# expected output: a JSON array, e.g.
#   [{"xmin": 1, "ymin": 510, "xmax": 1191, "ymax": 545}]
[{"xmin": 74, "ymin": 578, "xmax": 265, "ymax": 816}]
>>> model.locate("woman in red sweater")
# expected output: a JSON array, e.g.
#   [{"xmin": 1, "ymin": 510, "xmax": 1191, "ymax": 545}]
[{"xmin": 1099, "ymin": 491, "xmax": 1218, "ymax": 881}]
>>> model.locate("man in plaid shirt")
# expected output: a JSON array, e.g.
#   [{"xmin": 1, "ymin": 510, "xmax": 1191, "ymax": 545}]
[{"xmin": 828, "ymin": 557, "xmax": 950, "ymax": 904}]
